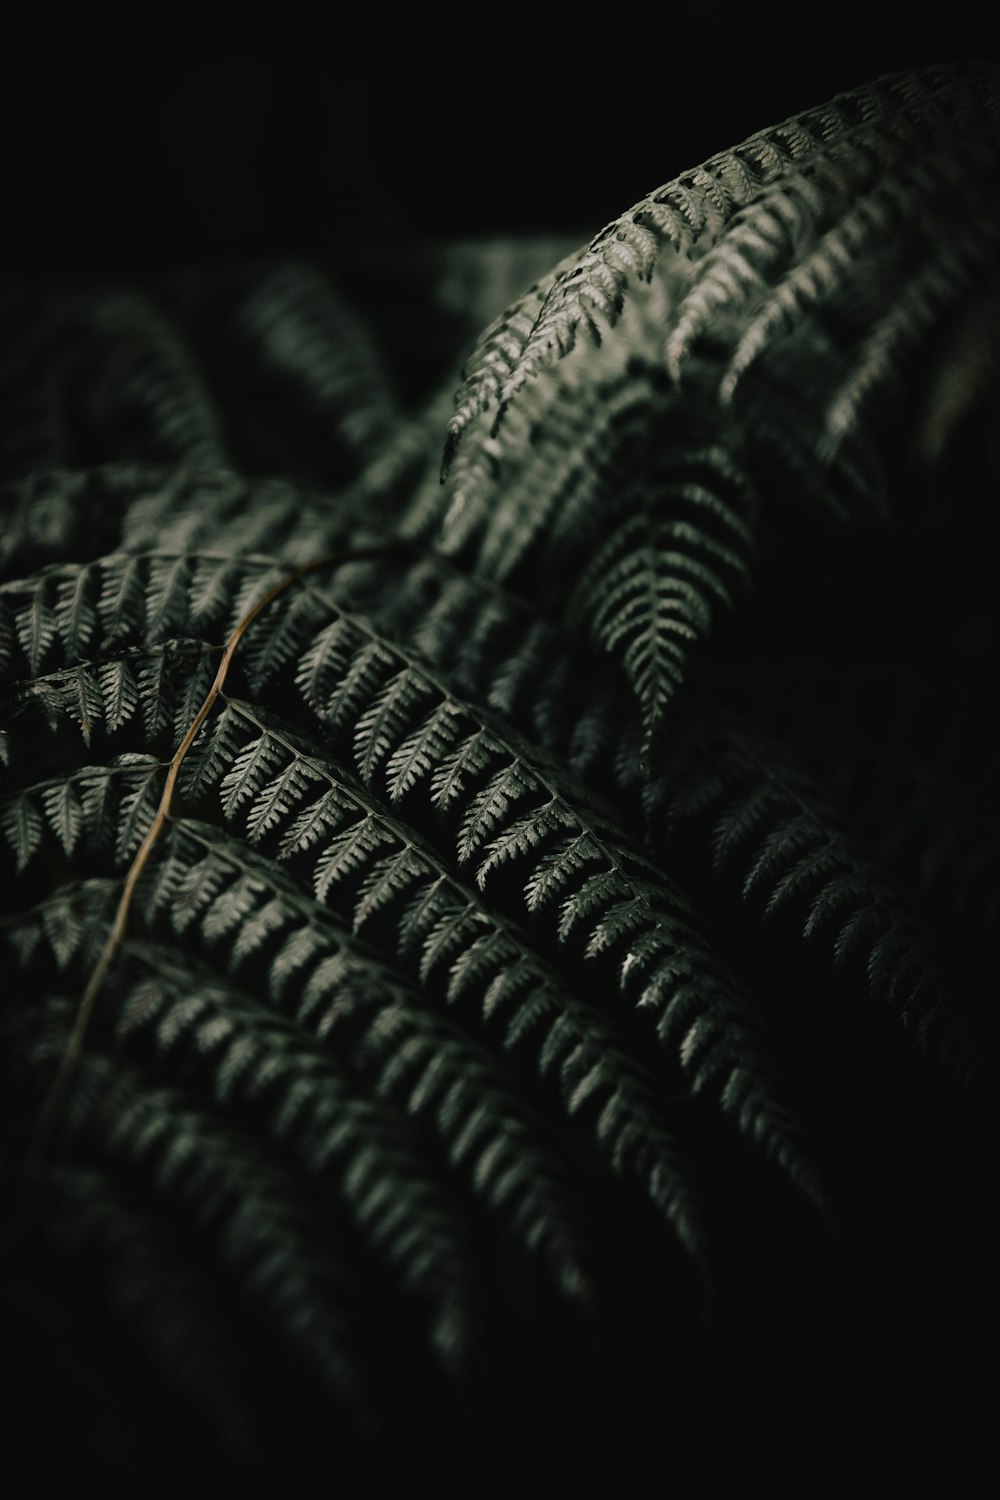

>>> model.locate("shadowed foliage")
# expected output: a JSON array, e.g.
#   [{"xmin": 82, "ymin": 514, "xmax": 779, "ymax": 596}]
[{"xmin": 2, "ymin": 61, "xmax": 998, "ymax": 1486}]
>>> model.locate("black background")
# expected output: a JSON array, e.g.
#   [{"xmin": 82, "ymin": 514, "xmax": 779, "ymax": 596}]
[{"xmin": 3, "ymin": 38, "xmax": 994, "ymax": 275}]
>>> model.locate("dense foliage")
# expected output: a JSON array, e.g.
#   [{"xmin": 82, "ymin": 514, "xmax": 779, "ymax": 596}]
[{"xmin": 2, "ymin": 62, "xmax": 997, "ymax": 1483}]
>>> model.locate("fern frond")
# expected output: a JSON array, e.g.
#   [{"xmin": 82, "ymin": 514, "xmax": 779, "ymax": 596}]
[
  {"xmin": 423, "ymin": 282, "xmax": 678, "ymax": 580},
  {"xmin": 4, "ymin": 62, "xmax": 995, "ymax": 1470},
  {"xmin": 665, "ymin": 183, "xmax": 826, "ymax": 382},
  {"xmin": 278, "ymin": 595, "xmax": 821, "ymax": 1202},
  {"xmin": 34, "ymin": 1035, "xmax": 368, "ymax": 1411},
  {"xmin": 1, "ymin": 545, "xmax": 369, "ymax": 764},
  {"xmin": 572, "ymin": 456, "xmax": 756, "ymax": 746},
  {"xmin": 119, "ymin": 467, "xmax": 367, "ymax": 565},
  {"xmin": 1, "ymin": 552, "xmax": 252, "ymax": 674},
  {"xmin": 238, "ymin": 263, "xmax": 396, "ymax": 466},
  {"xmin": 13, "ymin": 580, "xmax": 58, "ymax": 675},
  {"xmin": 67, "ymin": 292, "xmax": 227, "ymax": 467},
  {"xmin": 309, "ymin": 547, "xmax": 600, "ymax": 772},
  {"xmin": 99, "ymin": 553, "xmax": 149, "ymax": 639},
  {"xmin": 713, "ymin": 133, "xmax": 999, "ymax": 407},
  {"xmin": 0, "ymin": 758, "xmax": 167, "ymax": 873},
  {"xmin": 410, "ymin": 340, "xmax": 762, "ymax": 753},
  {"xmin": 669, "ymin": 717, "xmax": 985, "ymax": 1090},
  {"xmin": 1, "ymin": 788, "xmax": 44, "ymax": 871},
  {"xmin": 440, "ymin": 247, "xmax": 582, "ymax": 473},
  {"xmin": 179, "ymin": 703, "xmax": 711, "ymax": 1254},
  {"xmin": 0, "ymin": 461, "xmax": 378, "ymax": 595},
  {"xmin": 1, "ymin": 877, "xmax": 118, "ymax": 972},
  {"xmin": 136, "ymin": 822, "xmax": 590, "ymax": 1298},
  {"xmin": 918, "ymin": 282, "xmax": 1000, "ymax": 463},
  {"xmin": 218, "ymin": 732, "xmax": 288, "ymax": 818},
  {"xmin": 96, "ymin": 656, "xmax": 141, "ymax": 733},
  {"xmin": 110, "ymin": 944, "xmax": 476, "ymax": 1367},
  {"xmin": 443, "ymin": 63, "xmax": 998, "ymax": 457},
  {"xmin": 819, "ymin": 215, "xmax": 1000, "ymax": 455}
]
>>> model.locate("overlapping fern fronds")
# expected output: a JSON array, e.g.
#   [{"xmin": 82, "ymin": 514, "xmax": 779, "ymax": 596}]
[
  {"xmin": 2, "ymin": 64, "xmax": 998, "ymax": 1481},
  {"xmin": 427, "ymin": 60, "xmax": 1000, "ymax": 753}
]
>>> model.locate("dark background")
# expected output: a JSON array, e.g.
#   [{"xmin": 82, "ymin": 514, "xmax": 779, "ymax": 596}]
[{"xmin": 3, "ymin": 40, "xmax": 995, "ymax": 276}]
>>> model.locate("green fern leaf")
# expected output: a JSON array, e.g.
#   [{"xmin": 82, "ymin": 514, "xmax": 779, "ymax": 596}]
[
  {"xmin": 45, "ymin": 1042, "xmax": 368, "ymax": 1408},
  {"xmin": 244, "ymin": 755, "xmax": 325, "ymax": 844},
  {"xmin": 14, "ymin": 585, "xmax": 57, "ymax": 675},
  {"xmin": 670, "ymin": 716, "xmax": 985, "ymax": 1090},
  {"xmin": 145, "ymin": 554, "xmax": 193, "ymax": 639},
  {"xmin": 443, "ymin": 64, "xmax": 998, "ymax": 457},
  {"xmin": 238, "ymin": 263, "xmax": 396, "ymax": 464},
  {"xmin": 97, "ymin": 657, "xmax": 141, "ymax": 733},
  {"xmin": 179, "ymin": 711, "xmax": 713, "ymax": 1254},
  {"xmin": 1, "ymin": 792, "xmax": 44, "ymax": 871},
  {"xmin": 113, "ymin": 757, "xmax": 165, "ymax": 860},
  {"xmin": 41, "ymin": 778, "xmax": 84, "ymax": 857},
  {"xmin": 113, "ymin": 946, "xmax": 476, "ymax": 1367},
  {"xmin": 219, "ymin": 733, "xmax": 288, "ymax": 818},
  {"xmin": 55, "ymin": 565, "xmax": 97, "ymax": 659},
  {"xmin": 99, "ymin": 554, "xmax": 147, "ymax": 639},
  {"xmin": 132, "ymin": 830, "xmax": 589, "ymax": 1296}
]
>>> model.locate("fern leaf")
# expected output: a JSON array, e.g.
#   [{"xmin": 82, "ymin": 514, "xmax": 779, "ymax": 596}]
[
  {"xmin": 80, "ymin": 758, "xmax": 162, "ymax": 852},
  {"xmin": 146, "ymin": 863, "xmax": 582, "ymax": 1305},
  {"xmin": 717, "ymin": 136, "xmax": 999, "ymax": 407},
  {"xmin": 574, "ymin": 466, "xmax": 755, "ymax": 745},
  {"xmin": 276, "ymin": 783, "xmax": 358, "ymax": 860},
  {"xmin": 457, "ymin": 761, "xmax": 539, "ymax": 864},
  {"xmin": 670, "ymin": 717, "xmax": 985, "ymax": 1091},
  {"xmin": 114, "ymin": 758, "xmax": 166, "ymax": 860},
  {"xmin": 179, "ymin": 710, "xmax": 711, "ymax": 1255},
  {"xmin": 145, "ymin": 554, "xmax": 193, "ymax": 639},
  {"xmin": 443, "ymin": 64, "xmax": 998, "ymax": 456},
  {"xmin": 137, "ymin": 651, "xmax": 174, "ymax": 739},
  {"xmin": 144, "ymin": 826, "xmax": 590, "ymax": 1297},
  {"xmin": 55, "ymin": 565, "xmax": 97, "ymax": 659},
  {"xmin": 6, "ymin": 68, "xmax": 996, "ymax": 1463},
  {"xmin": 312, "ymin": 816, "xmax": 398, "ymax": 901},
  {"xmin": 44, "ymin": 1041, "xmax": 367, "ymax": 1408},
  {"xmin": 429, "ymin": 726, "xmax": 499, "ymax": 811},
  {"xmin": 238, "ymin": 263, "xmax": 396, "ymax": 465},
  {"xmin": 665, "ymin": 183, "xmax": 824, "ymax": 381},
  {"xmin": 275, "ymin": 596, "xmax": 813, "ymax": 1200},
  {"xmin": 426, "ymin": 290, "xmax": 677, "ymax": 585},
  {"xmin": 44, "ymin": 664, "xmax": 105, "ymax": 745},
  {"xmin": 440, "ymin": 249, "xmax": 579, "ymax": 471},
  {"xmin": 14, "ymin": 585, "xmax": 57, "ymax": 675},
  {"xmin": 1, "ymin": 791, "xmax": 44, "ymax": 871},
  {"xmin": 2, "ymin": 878, "xmax": 117, "ymax": 971},
  {"xmin": 243, "ymin": 588, "xmax": 330, "ymax": 691},
  {"xmin": 114, "ymin": 947, "xmax": 476, "ymax": 1367},
  {"xmin": 97, "ymin": 657, "xmax": 141, "ymax": 733},
  {"xmin": 79, "ymin": 292, "xmax": 226, "ymax": 467},
  {"xmin": 244, "ymin": 755, "xmax": 325, "ymax": 844},
  {"xmin": 384, "ymin": 699, "xmax": 466, "ymax": 803},
  {"xmin": 353, "ymin": 668, "xmax": 437, "ymax": 784},
  {"xmin": 218, "ymin": 733, "xmax": 288, "ymax": 819},
  {"xmin": 99, "ymin": 554, "xmax": 147, "ymax": 639},
  {"xmin": 819, "ymin": 215, "xmax": 1000, "ymax": 454},
  {"xmin": 41, "ymin": 778, "xmax": 84, "ymax": 856}
]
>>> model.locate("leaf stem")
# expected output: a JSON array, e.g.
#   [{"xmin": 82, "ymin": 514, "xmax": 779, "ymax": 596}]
[{"xmin": 30, "ymin": 545, "xmax": 400, "ymax": 1159}]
